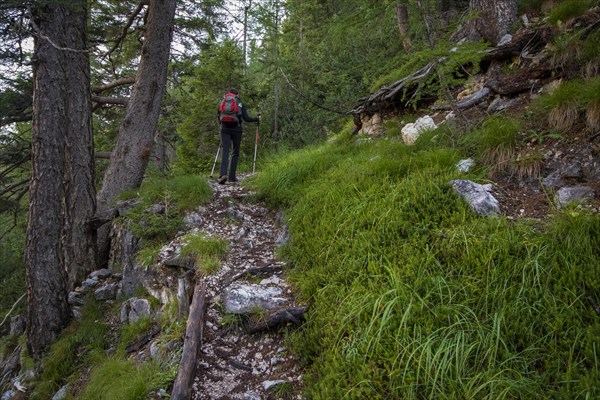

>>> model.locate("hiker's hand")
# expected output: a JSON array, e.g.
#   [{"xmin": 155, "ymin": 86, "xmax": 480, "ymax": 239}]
[{"xmin": 257, "ymin": 114, "xmax": 261, "ymax": 123}]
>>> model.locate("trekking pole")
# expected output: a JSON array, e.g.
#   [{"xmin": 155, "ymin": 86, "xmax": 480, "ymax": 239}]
[
  {"xmin": 253, "ymin": 118, "xmax": 260, "ymax": 174},
  {"xmin": 210, "ymin": 145, "xmax": 221, "ymax": 178}
]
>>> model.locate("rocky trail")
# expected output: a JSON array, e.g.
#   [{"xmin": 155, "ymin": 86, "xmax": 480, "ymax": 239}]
[{"xmin": 186, "ymin": 174, "xmax": 304, "ymax": 400}]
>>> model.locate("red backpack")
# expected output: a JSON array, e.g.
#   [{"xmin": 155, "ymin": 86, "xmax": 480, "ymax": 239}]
[{"xmin": 218, "ymin": 93, "xmax": 241, "ymax": 126}]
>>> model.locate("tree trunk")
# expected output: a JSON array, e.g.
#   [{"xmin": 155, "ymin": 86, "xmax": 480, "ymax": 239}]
[
  {"xmin": 396, "ymin": 1, "xmax": 412, "ymax": 51},
  {"xmin": 27, "ymin": 1, "xmax": 91, "ymax": 359},
  {"xmin": 468, "ymin": 0, "xmax": 518, "ymax": 45},
  {"xmin": 96, "ymin": 0, "xmax": 177, "ymax": 265},
  {"xmin": 273, "ymin": 0, "xmax": 281, "ymax": 140},
  {"xmin": 62, "ymin": 2, "xmax": 97, "ymax": 291}
]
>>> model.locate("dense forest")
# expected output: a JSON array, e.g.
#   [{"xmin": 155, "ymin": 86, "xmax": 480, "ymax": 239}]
[{"xmin": 1, "ymin": 0, "xmax": 599, "ymax": 399}]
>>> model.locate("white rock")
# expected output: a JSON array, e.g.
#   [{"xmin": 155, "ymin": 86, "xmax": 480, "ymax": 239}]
[
  {"xmin": 401, "ymin": 115, "xmax": 437, "ymax": 144},
  {"xmin": 261, "ymin": 380, "xmax": 287, "ymax": 390},
  {"xmin": 455, "ymin": 158, "xmax": 474, "ymax": 173},
  {"xmin": 223, "ymin": 284, "xmax": 287, "ymax": 314}
]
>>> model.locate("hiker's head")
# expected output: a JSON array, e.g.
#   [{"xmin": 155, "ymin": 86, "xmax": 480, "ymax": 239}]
[{"xmin": 229, "ymin": 88, "xmax": 239, "ymax": 95}]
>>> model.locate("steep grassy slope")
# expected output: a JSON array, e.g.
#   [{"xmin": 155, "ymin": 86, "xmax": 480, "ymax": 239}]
[{"xmin": 249, "ymin": 133, "xmax": 600, "ymax": 399}]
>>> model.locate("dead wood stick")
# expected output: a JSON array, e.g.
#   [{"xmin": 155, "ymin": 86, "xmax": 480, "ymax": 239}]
[
  {"xmin": 172, "ymin": 281, "xmax": 207, "ymax": 400},
  {"xmin": 432, "ymin": 87, "xmax": 491, "ymax": 111},
  {"xmin": 125, "ymin": 325, "xmax": 160, "ymax": 353},
  {"xmin": 228, "ymin": 358, "xmax": 253, "ymax": 372},
  {"xmin": 247, "ymin": 307, "xmax": 308, "ymax": 334}
]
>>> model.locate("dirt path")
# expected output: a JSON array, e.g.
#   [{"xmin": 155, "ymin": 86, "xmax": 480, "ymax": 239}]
[{"xmin": 189, "ymin": 174, "xmax": 304, "ymax": 400}]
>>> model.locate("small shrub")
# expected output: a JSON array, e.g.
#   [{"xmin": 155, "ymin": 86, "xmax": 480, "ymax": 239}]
[
  {"xmin": 135, "ymin": 242, "xmax": 163, "ymax": 269},
  {"xmin": 197, "ymin": 256, "xmax": 222, "ymax": 275},
  {"xmin": 383, "ymin": 119, "xmax": 401, "ymax": 137}
]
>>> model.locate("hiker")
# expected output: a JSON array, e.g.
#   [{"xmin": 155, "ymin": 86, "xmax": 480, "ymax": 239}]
[{"xmin": 217, "ymin": 88, "xmax": 260, "ymax": 184}]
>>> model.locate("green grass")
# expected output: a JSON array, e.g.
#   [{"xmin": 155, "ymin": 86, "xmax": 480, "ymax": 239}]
[
  {"xmin": 534, "ymin": 77, "xmax": 600, "ymax": 132},
  {"xmin": 122, "ymin": 174, "xmax": 213, "ymax": 252},
  {"xmin": 460, "ymin": 116, "xmax": 520, "ymax": 174},
  {"xmin": 251, "ymin": 134, "xmax": 600, "ymax": 399},
  {"xmin": 30, "ymin": 295, "xmax": 177, "ymax": 400},
  {"xmin": 79, "ymin": 357, "xmax": 171, "ymax": 400},
  {"xmin": 120, "ymin": 173, "xmax": 212, "ymax": 212},
  {"xmin": 547, "ymin": 0, "xmax": 596, "ymax": 24},
  {"xmin": 31, "ymin": 299, "xmax": 109, "ymax": 399},
  {"xmin": 180, "ymin": 232, "xmax": 228, "ymax": 275}
]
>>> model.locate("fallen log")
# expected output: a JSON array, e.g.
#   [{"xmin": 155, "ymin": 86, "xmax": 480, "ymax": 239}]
[
  {"xmin": 350, "ymin": 10, "xmax": 600, "ymax": 126},
  {"xmin": 352, "ymin": 61, "xmax": 437, "ymax": 116},
  {"xmin": 247, "ymin": 307, "xmax": 308, "ymax": 334},
  {"xmin": 433, "ymin": 86, "xmax": 491, "ymax": 111},
  {"xmin": 486, "ymin": 66, "xmax": 554, "ymax": 96},
  {"xmin": 172, "ymin": 281, "xmax": 207, "ymax": 400}
]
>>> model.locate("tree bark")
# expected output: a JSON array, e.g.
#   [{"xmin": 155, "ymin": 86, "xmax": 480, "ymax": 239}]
[
  {"xmin": 96, "ymin": 0, "xmax": 177, "ymax": 265},
  {"xmin": 27, "ymin": 1, "xmax": 90, "ymax": 359},
  {"xmin": 467, "ymin": 0, "xmax": 518, "ymax": 45},
  {"xmin": 62, "ymin": 1, "xmax": 97, "ymax": 291},
  {"xmin": 396, "ymin": 1, "xmax": 412, "ymax": 51}
]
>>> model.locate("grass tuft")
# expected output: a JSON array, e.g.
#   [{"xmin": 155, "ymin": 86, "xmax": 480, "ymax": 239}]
[
  {"xmin": 461, "ymin": 116, "xmax": 519, "ymax": 175},
  {"xmin": 79, "ymin": 357, "xmax": 171, "ymax": 400},
  {"xmin": 548, "ymin": 101, "xmax": 579, "ymax": 131},
  {"xmin": 547, "ymin": 0, "xmax": 594, "ymax": 24},
  {"xmin": 181, "ymin": 232, "xmax": 228, "ymax": 275}
]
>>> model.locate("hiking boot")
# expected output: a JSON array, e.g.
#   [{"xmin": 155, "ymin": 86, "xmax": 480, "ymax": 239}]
[
  {"xmin": 218, "ymin": 176, "xmax": 227, "ymax": 184},
  {"xmin": 229, "ymin": 177, "xmax": 238, "ymax": 183}
]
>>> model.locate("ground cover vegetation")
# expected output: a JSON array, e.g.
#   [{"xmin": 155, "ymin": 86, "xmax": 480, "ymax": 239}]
[
  {"xmin": 250, "ymin": 129, "xmax": 599, "ymax": 399},
  {"xmin": 0, "ymin": 0, "xmax": 599, "ymax": 398}
]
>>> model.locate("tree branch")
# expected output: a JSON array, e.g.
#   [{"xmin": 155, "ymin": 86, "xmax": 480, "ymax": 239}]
[
  {"xmin": 0, "ymin": 178, "xmax": 29, "ymax": 197},
  {"xmin": 0, "ymin": 156, "xmax": 30, "ymax": 181},
  {"xmin": 91, "ymin": 95, "xmax": 129, "ymax": 106},
  {"xmin": 91, "ymin": 77, "xmax": 136, "ymax": 94},
  {"xmin": 105, "ymin": 1, "xmax": 147, "ymax": 59},
  {"xmin": 0, "ymin": 293, "xmax": 26, "ymax": 328}
]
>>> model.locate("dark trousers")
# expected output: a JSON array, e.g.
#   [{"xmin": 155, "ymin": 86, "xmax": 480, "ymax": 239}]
[{"xmin": 220, "ymin": 128, "xmax": 242, "ymax": 180}]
